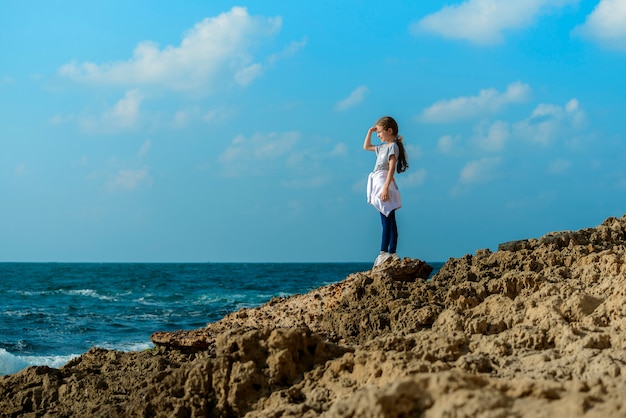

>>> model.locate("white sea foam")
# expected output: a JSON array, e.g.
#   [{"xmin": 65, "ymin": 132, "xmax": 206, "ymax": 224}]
[
  {"xmin": 98, "ymin": 341, "xmax": 154, "ymax": 352},
  {"xmin": 66, "ymin": 289, "xmax": 117, "ymax": 301},
  {"xmin": 0, "ymin": 348, "xmax": 79, "ymax": 376},
  {"xmin": 0, "ymin": 341, "xmax": 154, "ymax": 376}
]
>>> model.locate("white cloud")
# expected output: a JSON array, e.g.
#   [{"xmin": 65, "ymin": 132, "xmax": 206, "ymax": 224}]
[
  {"xmin": 401, "ymin": 168, "xmax": 427, "ymax": 187},
  {"xmin": 459, "ymin": 157, "xmax": 501, "ymax": 184},
  {"xmin": 352, "ymin": 178, "xmax": 367, "ymax": 194},
  {"xmin": 107, "ymin": 167, "xmax": 150, "ymax": 191},
  {"xmin": 330, "ymin": 143, "xmax": 347, "ymax": 156},
  {"xmin": 573, "ymin": 0, "xmax": 626, "ymax": 51},
  {"xmin": 477, "ymin": 120, "xmax": 510, "ymax": 152},
  {"xmin": 203, "ymin": 106, "xmax": 238, "ymax": 125},
  {"xmin": 173, "ymin": 110, "xmax": 191, "ymax": 128},
  {"xmin": 76, "ymin": 89, "xmax": 144, "ymax": 133},
  {"xmin": 235, "ymin": 63, "xmax": 264, "ymax": 86},
  {"xmin": 513, "ymin": 98, "xmax": 585, "ymax": 144},
  {"xmin": 420, "ymin": 81, "xmax": 530, "ymax": 123},
  {"xmin": 547, "ymin": 158, "xmax": 572, "ymax": 174},
  {"xmin": 269, "ymin": 38, "xmax": 307, "ymax": 64},
  {"xmin": 404, "ymin": 143, "xmax": 423, "ymax": 161},
  {"xmin": 58, "ymin": 7, "xmax": 283, "ymax": 92},
  {"xmin": 49, "ymin": 113, "xmax": 74, "ymax": 125},
  {"xmin": 335, "ymin": 86, "xmax": 369, "ymax": 111},
  {"xmin": 437, "ymin": 134, "xmax": 460, "ymax": 154},
  {"xmin": 15, "ymin": 164, "xmax": 27, "ymax": 176},
  {"xmin": 88, "ymin": 142, "xmax": 153, "ymax": 191},
  {"xmin": 103, "ymin": 89, "xmax": 143, "ymax": 129},
  {"xmin": 166, "ymin": 105, "xmax": 237, "ymax": 129},
  {"xmin": 262, "ymin": 37, "xmax": 307, "ymax": 74},
  {"xmin": 0, "ymin": 75, "xmax": 15, "ymax": 86},
  {"xmin": 412, "ymin": 0, "xmax": 578, "ymax": 45},
  {"xmin": 219, "ymin": 131, "xmax": 300, "ymax": 176},
  {"xmin": 281, "ymin": 175, "xmax": 329, "ymax": 188},
  {"xmin": 139, "ymin": 140, "xmax": 151, "ymax": 159}
]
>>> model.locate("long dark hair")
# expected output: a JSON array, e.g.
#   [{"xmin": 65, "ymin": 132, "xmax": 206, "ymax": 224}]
[{"xmin": 377, "ymin": 116, "xmax": 409, "ymax": 173}]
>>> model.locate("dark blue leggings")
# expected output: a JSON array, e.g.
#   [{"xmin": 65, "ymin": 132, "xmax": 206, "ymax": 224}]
[{"xmin": 380, "ymin": 210, "xmax": 398, "ymax": 253}]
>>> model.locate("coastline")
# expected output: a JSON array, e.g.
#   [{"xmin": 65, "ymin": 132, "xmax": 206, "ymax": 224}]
[
  {"xmin": 2, "ymin": 216, "xmax": 626, "ymax": 416},
  {"xmin": 0, "ymin": 262, "xmax": 376, "ymax": 377}
]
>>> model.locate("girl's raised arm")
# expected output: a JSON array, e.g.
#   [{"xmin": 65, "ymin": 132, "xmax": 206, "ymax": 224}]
[{"xmin": 363, "ymin": 126, "xmax": 377, "ymax": 151}]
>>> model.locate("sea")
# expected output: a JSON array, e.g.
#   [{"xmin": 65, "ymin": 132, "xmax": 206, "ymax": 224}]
[{"xmin": 0, "ymin": 262, "xmax": 443, "ymax": 376}]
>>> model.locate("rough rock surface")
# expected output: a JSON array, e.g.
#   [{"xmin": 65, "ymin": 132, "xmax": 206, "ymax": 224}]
[{"xmin": 3, "ymin": 216, "xmax": 626, "ymax": 417}]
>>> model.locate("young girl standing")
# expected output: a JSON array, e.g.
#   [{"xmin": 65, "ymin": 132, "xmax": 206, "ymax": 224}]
[{"xmin": 363, "ymin": 116, "xmax": 409, "ymax": 267}]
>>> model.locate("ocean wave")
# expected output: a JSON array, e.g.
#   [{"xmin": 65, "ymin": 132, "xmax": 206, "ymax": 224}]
[
  {"xmin": 96, "ymin": 341, "xmax": 154, "ymax": 352},
  {"xmin": 0, "ymin": 341, "xmax": 154, "ymax": 376},
  {"xmin": 0, "ymin": 348, "xmax": 79, "ymax": 376},
  {"xmin": 65, "ymin": 289, "xmax": 118, "ymax": 301},
  {"xmin": 8, "ymin": 290, "xmax": 44, "ymax": 296},
  {"xmin": 9, "ymin": 288, "xmax": 119, "ymax": 301},
  {"xmin": 3, "ymin": 309, "xmax": 31, "ymax": 317}
]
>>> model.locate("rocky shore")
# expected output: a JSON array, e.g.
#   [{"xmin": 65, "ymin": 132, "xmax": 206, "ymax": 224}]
[{"xmin": 3, "ymin": 215, "xmax": 626, "ymax": 417}]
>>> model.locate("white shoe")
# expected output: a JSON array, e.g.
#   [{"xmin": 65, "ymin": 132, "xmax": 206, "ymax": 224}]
[
  {"xmin": 373, "ymin": 252, "xmax": 391, "ymax": 267},
  {"xmin": 389, "ymin": 253, "xmax": 400, "ymax": 262}
]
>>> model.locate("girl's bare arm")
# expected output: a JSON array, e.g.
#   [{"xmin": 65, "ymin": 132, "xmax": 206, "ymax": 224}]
[
  {"xmin": 381, "ymin": 155, "xmax": 397, "ymax": 201},
  {"xmin": 363, "ymin": 126, "xmax": 377, "ymax": 151}
]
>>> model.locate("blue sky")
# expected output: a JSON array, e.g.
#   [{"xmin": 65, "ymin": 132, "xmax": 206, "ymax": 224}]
[{"xmin": 1, "ymin": 0, "xmax": 625, "ymax": 263}]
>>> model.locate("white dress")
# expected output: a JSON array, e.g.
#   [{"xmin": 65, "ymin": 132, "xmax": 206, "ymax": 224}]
[{"xmin": 366, "ymin": 143, "xmax": 402, "ymax": 217}]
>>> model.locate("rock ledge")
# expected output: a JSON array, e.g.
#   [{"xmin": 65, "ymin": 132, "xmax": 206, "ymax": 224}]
[{"xmin": 3, "ymin": 216, "xmax": 626, "ymax": 417}]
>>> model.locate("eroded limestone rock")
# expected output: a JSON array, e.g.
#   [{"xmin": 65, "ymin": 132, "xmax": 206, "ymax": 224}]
[{"xmin": 4, "ymin": 216, "xmax": 626, "ymax": 417}]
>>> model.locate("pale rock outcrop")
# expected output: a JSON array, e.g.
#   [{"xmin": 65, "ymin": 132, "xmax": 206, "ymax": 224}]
[{"xmin": 3, "ymin": 216, "xmax": 626, "ymax": 417}]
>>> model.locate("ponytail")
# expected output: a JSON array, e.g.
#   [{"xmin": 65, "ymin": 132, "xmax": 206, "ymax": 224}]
[{"xmin": 396, "ymin": 139, "xmax": 408, "ymax": 173}]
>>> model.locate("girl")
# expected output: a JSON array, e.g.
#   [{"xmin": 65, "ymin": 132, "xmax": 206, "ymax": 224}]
[{"xmin": 363, "ymin": 116, "xmax": 409, "ymax": 267}]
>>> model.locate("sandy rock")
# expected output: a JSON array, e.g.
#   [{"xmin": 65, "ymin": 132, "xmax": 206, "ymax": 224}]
[{"xmin": 4, "ymin": 216, "xmax": 626, "ymax": 416}]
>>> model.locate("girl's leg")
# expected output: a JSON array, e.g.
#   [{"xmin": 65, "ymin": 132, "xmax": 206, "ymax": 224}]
[
  {"xmin": 380, "ymin": 212, "xmax": 391, "ymax": 252},
  {"xmin": 388, "ymin": 210, "xmax": 398, "ymax": 254}
]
